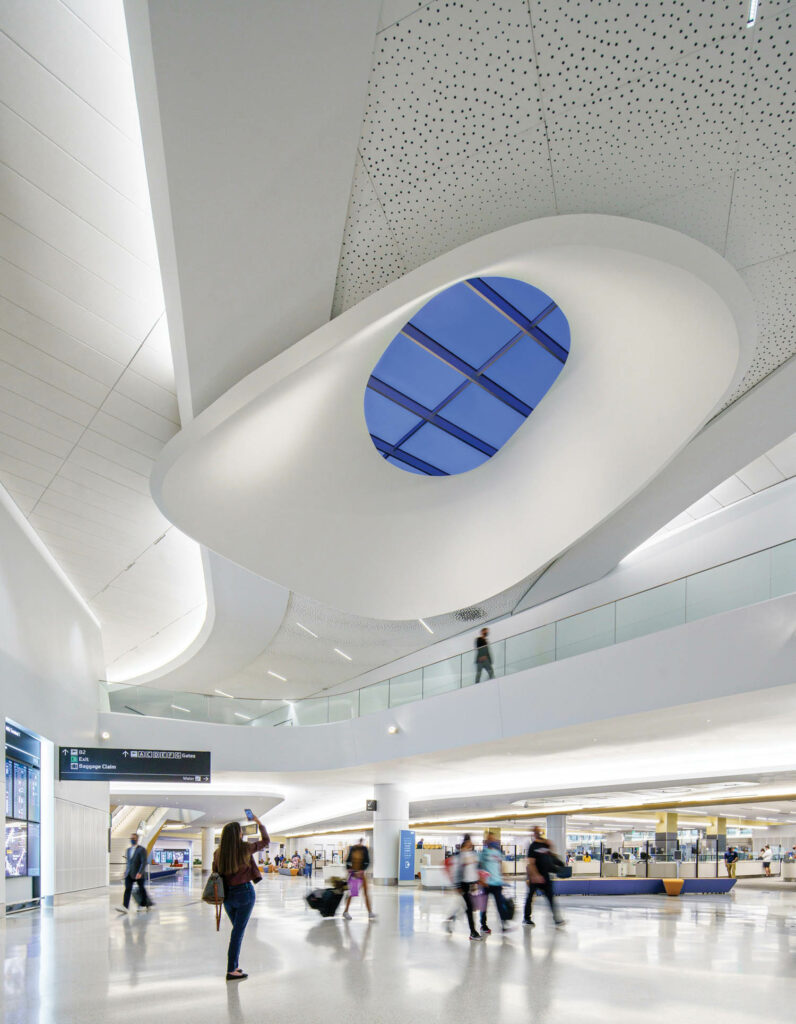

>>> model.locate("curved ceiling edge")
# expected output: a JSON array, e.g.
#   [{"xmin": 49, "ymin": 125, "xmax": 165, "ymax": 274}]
[
  {"xmin": 150, "ymin": 216, "xmax": 757, "ymax": 620},
  {"xmin": 109, "ymin": 550, "xmax": 289, "ymax": 692}
]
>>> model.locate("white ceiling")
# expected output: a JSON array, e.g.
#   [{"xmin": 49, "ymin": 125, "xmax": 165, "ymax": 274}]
[
  {"xmin": 334, "ymin": 0, "xmax": 796, "ymax": 405},
  {"xmin": 648, "ymin": 431, "xmax": 796, "ymax": 545},
  {"xmin": 2, "ymin": 0, "xmax": 795, "ymax": 698},
  {"xmin": 0, "ymin": 0, "xmax": 204, "ymax": 672}
]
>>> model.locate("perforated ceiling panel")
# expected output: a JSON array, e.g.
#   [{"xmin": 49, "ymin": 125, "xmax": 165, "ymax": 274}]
[{"xmin": 333, "ymin": 0, "xmax": 796, "ymax": 404}]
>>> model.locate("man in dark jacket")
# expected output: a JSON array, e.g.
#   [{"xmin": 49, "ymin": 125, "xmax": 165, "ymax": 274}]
[
  {"xmin": 116, "ymin": 833, "xmax": 152, "ymax": 913},
  {"xmin": 523, "ymin": 826, "xmax": 564, "ymax": 927},
  {"xmin": 342, "ymin": 838, "xmax": 376, "ymax": 921}
]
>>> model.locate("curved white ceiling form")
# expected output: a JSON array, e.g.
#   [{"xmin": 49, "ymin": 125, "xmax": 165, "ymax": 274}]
[{"xmin": 152, "ymin": 216, "xmax": 755, "ymax": 621}]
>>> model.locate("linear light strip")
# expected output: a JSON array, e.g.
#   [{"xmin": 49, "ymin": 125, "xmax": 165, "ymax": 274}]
[
  {"xmin": 747, "ymin": 0, "xmax": 759, "ymax": 27},
  {"xmin": 296, "ymin": 622, "xmax": 319, "ymax": 638}
]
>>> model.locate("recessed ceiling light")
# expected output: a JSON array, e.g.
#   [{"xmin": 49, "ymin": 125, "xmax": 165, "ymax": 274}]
[
  {"xmin": 334, "ymin": 648, "xmax": 352, "ymax": 661},
  {"xmin": 418, "ymin": 618, "xmax": 434, "ymax": 634},
  {"xmin": 296, "ymin": 622, "xmax": 318, "ymax": 638},
  {"xmin": 214, "ymin": 689, "xmax": 233, "ymax": 698},
  {"xmin": 387, "ymin": 724, "xmax": 399, "ymax": 734},
  {"xmin": 170, "ymin": 704, "xmax": 190, "ymax": 713},
  {"xmin": 746, "ymin": 0, "xmax": 759, "ymax": 28},
  {"xmin": 267, "ymin": 670, "xmax": 287, "ymax": 681},
  {"xmin": 234, "ymin": 712, "xmax": 251, "ymax": 720},
  {"xmin": 100, "ymin": 731, "xmax": 110, "ymax": 740}
]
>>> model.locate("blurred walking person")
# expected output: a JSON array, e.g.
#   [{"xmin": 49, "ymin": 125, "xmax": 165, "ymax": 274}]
[
  {"xmin": 474, "ymin": 627, "xmax": 494, "ymax": 683},
  {"xmin": 524, "ymin": 826, "xmax": 564, "ymax": 928},
  {"xmin": 115, "ymin": 832, "xmax": 153, "ymax": 914},
  {"xmin": 478, "ymin": 831, "xmax": 509, "ymax": 934},
  {"xmin": 444, "ymin": 835, "xmax": 481, "ymax": 941},
  {"xmin": 342, "ymin": 838, "xmax": 377, "ymax": 921}
]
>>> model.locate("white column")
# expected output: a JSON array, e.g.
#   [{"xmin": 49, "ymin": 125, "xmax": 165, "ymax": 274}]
[
  {"xmin": 202, "ymin": 827, "xmax": 215, "ymax": 873},
  {"xmin": 546, "ymin": 814, "xmax": 567, "ymax": 856},
  {"xmin": 372, "ymin": 784, "xmax": 408, "ymax": 885}
]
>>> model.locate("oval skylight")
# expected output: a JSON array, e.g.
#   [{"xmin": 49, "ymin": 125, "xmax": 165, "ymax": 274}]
[{"xmin": 365, "ymin": 276, "xmax": 570, "ymax": 475}]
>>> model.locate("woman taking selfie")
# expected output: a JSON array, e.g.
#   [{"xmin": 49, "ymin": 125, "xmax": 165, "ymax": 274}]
[{"xmin": 213, "ymin": 813, "xmax": 269, "ymax": 980}]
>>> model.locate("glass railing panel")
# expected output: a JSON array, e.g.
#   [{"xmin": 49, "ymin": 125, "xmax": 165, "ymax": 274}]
[
  {"xmin": 491, "ymin": 639, "xmax": 506, "ymax": 678},
  {"xmin": 422, "ymin": 655, "xmax": 462, "ymax": 698},
  {"xmin": 615, "ymin": 578, "xmax": 686, "ymax": 644},
  {"xmin": 359, "ymin": 679, "xmax": 389, "ymax": 715},
  {"xmin": 255, "ymin": 703, "xmax": 292, "ymax": 727},
  {"xmin": 770, "ymin": 538, "xmax": 796, "ymax": 598},
  {"xmin": 389, "ymin": 669, "xmax": 423, "ymax": 708},
  {"xmin": 293, "ymin": 697, "xmax": 329, "ymax": 726},
  {"xmin": 505, "ymin": 623, "xmax": 555, "ymax": 673},
  {"xmin": 329, "ymin": 691, "xmax": 359, "ymax": 722},
  {"xmin": 555, "ymin": 603, "xmax": 615, "ymax": 660},
  {"xmin": 107, "ymin": 684, "xmax": 208, "ymax": 722},
  {"xmin": 685, "ymin": 548, "xmax": 771, "ymax": 622}
]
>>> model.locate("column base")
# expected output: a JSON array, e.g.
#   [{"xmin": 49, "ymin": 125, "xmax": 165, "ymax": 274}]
[{"xmin": 372, "ymin": 877, "xmax": 398, "ymax": 886}]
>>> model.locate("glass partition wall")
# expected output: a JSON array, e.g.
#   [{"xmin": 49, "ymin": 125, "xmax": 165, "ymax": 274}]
[{"xmin": 102, "ymin": 538, "xmax": 796, "ymax": 727}]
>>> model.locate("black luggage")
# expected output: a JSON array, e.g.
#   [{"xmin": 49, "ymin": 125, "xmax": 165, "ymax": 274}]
[{"xmin": 306, "ymin": 888, "xmax": 343, "ymax": 918}]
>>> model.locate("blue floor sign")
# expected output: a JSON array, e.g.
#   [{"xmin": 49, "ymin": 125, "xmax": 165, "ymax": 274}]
[{"xmin": 399, "ymin": 830, "xmax": 415, "ymax": 882}]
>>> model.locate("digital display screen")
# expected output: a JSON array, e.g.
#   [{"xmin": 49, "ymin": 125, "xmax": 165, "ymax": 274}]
[
  {"xmin": 4, "ymin": 759, "xmax": 11, "ymax": 818},
  {"xmin": 27, "ymin": 822, "xmax": 40, "ymax": 877},
  {"xmin": 5, "ymin": 822, "xmax": 27, "ymax": 878},
  {"xmin": 13, "ymin": 762, "xmax": 26, "ymax": 821},
  {"xmin": 27, "ymin": 768, "xmax": 40, "ymax": 823}
]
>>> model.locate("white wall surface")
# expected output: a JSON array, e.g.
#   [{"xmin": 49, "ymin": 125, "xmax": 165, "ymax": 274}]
[
  {"xmin": 99, "ymin": 592, "xmax": 796, "ymax": 776},
  {"xmin": 0, "ymin": 489, "xmax": 108, "ymax": 908}
]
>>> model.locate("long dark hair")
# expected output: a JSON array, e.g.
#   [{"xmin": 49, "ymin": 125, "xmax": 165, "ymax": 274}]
[{"xmin": 217, "ymin": 821, "xmax": 251, "ymax": 875}]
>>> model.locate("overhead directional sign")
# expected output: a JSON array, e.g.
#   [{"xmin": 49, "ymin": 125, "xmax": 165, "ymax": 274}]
[{"xmin": 59, "ymin": 747, "xmax": 211, "ymax": 783}]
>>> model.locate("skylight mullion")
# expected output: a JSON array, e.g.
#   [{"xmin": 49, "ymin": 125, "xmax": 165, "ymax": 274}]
[
  {"xmin": 400, "ymin": 323, "xmax": 532, "ymax": 417},
  {"xmin": 465, "ymin": 279, "xmax": 568, "ymax": 363},
  {"xmin": 368, "ymin": 377, "xmax": 497, "ymax": 457},
  {"xmin": 370, "ymin": 434, "xmax": 447, "ymax": 476}
]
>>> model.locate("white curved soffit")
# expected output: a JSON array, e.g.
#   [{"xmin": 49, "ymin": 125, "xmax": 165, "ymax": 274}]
[
  {"xmin": 107, "ymin": 549, "xmax": 289, "ymax": 691},
  {"xmin": 152, "ymin": 216, "xmax": 756, "ymax": 620}
]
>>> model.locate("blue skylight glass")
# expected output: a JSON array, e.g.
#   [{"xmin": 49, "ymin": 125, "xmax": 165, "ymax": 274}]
[
  {"xmin": 485, "ymin": 336, "xmax": 563, "ymax": 409},
  {"xmin": 411, "ymin": 282, "xmax": 518, "ymax": 368},
  {"xmin": 365, "ymin": 276, "xmax": 569, "ymax": 476}
]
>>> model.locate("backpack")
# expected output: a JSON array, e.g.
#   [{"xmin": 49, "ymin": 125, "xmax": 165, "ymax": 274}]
[{"xmin": 201, "ymin": 871, "xmax": 226, "ymax": 931}]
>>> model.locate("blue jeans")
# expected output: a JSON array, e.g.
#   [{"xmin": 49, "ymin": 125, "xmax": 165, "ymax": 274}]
[{"xmin": 223, "ymin": 883, "xmax": 256, "ymax": 973}]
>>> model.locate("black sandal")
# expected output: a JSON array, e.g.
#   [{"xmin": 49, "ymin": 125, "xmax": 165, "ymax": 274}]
[{"xmin": 226, "ymin": 970, "xmax": 248, "ymax": 980}]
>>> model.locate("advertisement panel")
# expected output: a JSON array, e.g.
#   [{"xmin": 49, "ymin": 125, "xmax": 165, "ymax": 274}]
[
  {"xmin": 398, "ymin": 829, "xmax": 416, "ymax": 883},
  {"xmin": 5, "ymin": 822, "xmax": 27, "ymax": 878}
]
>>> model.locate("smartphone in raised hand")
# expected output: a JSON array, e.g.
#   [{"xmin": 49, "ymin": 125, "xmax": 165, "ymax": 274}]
[{"xmin": 244, "ymin": 808, "xmax": 255, "ymax": 821}]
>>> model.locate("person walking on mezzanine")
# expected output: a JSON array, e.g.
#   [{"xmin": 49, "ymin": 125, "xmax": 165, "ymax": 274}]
[{"xmin": 474, "ymin": 627, "xmax": 494, "ymax": 683}]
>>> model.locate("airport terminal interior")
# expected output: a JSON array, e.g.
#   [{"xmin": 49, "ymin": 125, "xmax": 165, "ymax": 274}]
[{"xmin": 2, "ymin": 0, "xmax": 796, "ymax": 1021}]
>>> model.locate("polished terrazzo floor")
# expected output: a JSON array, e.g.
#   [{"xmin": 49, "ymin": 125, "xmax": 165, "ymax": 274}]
[{"xmin": 3, "ymin": 872, "xmax": 796, "ymax": 1023}]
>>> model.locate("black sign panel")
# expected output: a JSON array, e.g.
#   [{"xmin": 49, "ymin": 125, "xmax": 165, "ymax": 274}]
[
  {"xmin": 58, "ymin": 747, "xmax": 210, "ymax": 783},
  {"xmin": 5, "ymin": 722, "xmax": 40, "ymax": 769}
]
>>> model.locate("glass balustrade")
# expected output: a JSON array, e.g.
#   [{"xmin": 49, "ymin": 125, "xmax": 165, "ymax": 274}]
[{"xmin": 100, "ymin": 538, "xmax": 796, "ymax": 728}]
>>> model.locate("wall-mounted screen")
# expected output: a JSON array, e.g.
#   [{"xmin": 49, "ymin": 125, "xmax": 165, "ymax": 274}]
[
  {"xmin": 13, "ymin": 761, "xmax": 26, "ymax": 820},
  {"xmin": 27, "ymin": 822, "xmax": 40, "ymax": 877},
  {"xmin": 27, "ymin": 768, "xmax": 40, "ymax": 823},
  {"xmin": 4, "ymin": 759, "xmax": 11, "ymax": 818},
  {"xmin": 5, "ymin": 821, "xmax": 27, "ymax": 878}
]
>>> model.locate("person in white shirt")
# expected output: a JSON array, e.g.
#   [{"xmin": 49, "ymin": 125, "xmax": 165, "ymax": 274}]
[
  {"xmin": 761, "ymin": 845, "xmax": 773, "ymax": 877},
  {"xmin": 444, "ymin": 835, "xmax": 482, "ymax": 941}
]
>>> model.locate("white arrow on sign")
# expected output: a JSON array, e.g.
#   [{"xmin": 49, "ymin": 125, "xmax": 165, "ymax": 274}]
[{"xmin": 122, "ymin": 750, "xmax": 128, "ymax": 757}]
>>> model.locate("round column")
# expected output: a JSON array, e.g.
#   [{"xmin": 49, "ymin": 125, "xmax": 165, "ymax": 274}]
[
  {"xmin": 201, "ymin": 827, "xmax": 215, "ymax": 874},
  {"xmin": 546, "ymin": 814, "xmax": 567, "ymax": 857},
  {"xmin": 371, "ymin": 784, "xmax": 408, "ymax": 885}
]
